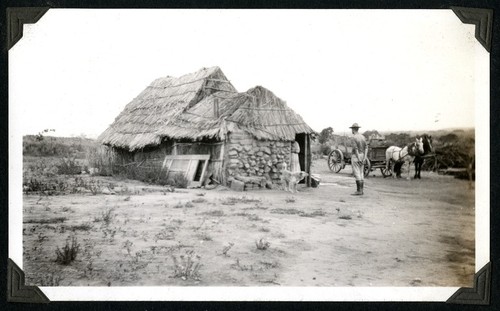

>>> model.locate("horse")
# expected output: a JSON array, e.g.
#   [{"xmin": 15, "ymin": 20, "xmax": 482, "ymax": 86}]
[
  {"xmin": 385, "ymin": 138, "xmax": 424, "ymax": 180},
  {"xmin": 413, "ymin": 134, "xmax": 433, "ymax": 179}
]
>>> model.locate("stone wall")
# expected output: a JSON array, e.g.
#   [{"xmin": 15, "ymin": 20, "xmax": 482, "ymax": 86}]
[{"xmin": 226, "ymin": 131, "xmax": 292, "ymax": 188}]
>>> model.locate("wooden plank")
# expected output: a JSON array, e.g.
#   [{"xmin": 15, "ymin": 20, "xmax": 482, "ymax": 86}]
[
  {"xmin": 163, "ymin": 154, "xmax": 210, "ymax": 161},
  {"xmin": 306, "ymin": 134, "xmax": 311, "ymax": 187},
  {"xmin": 185, "ymin": 160, "xmax": 198, "ymax": 185},
  {"xmin": 200, "ymin": 159, "xmax": 209, "ymax": 185}
]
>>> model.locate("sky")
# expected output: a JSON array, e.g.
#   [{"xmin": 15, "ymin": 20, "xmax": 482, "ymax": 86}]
[{"xmin": 9, "ymin": 9, "xmax": 483, "ymax": 138}]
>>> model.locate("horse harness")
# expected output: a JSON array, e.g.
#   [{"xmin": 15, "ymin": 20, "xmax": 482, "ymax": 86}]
[{"xmin": 395, "ymin": 142, "xmax": 419, "ymax": 163}]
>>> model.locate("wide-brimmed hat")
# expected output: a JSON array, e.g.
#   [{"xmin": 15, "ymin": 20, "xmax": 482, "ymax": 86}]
[{"xmin": 349, "ymin": 123, "xmax": 361, "ymax": 129}]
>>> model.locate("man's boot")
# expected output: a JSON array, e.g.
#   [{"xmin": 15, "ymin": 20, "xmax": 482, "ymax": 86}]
[
  {"xmin": 359, "ymin": 181, "xmax": 364, "ymax": 195},
  {"xmin": 352, "ymin": 180, "xmax": 362, "ymax": 195}
]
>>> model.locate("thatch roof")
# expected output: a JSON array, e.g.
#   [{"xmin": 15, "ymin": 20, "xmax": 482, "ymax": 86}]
[
  {"xmin": 99, "ymin": 67, "xmax": 314, "ymax": 151},
  {"xmin": 98, "ymin": 66, "xmax": 236, "ymax": 150}
]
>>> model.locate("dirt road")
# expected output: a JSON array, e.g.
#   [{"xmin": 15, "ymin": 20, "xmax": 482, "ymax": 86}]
[{"xmin": 22, "ymin": 160, "xmax": 475, "ymax": 287}]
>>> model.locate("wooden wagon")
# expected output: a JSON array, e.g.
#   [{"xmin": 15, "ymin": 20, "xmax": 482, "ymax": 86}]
[{"xmin": 327, "ymin": 138, "xmax": 392, "ymax": 177}]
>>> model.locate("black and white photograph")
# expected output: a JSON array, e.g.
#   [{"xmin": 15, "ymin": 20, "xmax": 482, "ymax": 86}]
[{"xmin": 8, "ymin": 8, "xmax": 490, "ymax": 301}]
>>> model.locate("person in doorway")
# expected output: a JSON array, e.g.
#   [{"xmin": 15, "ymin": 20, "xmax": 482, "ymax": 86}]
[
  {"xmin": 349, "ymin": 123, "xmax": 368, "ymax": 195},
  {"xmin": 290, "ymin": 141, "xmax": 301, "ymax": 173}
]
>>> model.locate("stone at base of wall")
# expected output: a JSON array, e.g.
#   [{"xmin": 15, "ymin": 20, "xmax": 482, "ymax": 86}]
[{"xmin": 230, "ymin": 180, "xmax": 245, "ymax": 191}]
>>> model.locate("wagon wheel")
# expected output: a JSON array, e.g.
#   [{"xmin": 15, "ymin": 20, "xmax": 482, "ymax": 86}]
[
  {"xmin": 380, "ymin": 160, "xmax": 393, "ymax": 177},
  {"xmin": 328, "ymin": 149, "xmax": 344, "ymax": 173},
  {"xmin": 363, "ymin": 158, "xmax": 371, "ymax": 177},
  {"xmin": 380, "ymin": 166, "xmax": 392, "ymax": 177}
]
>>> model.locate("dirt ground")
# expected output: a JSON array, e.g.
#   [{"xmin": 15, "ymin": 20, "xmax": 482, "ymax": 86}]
[{"xmin": 22, "ymin": 159, "xmax": 475, "ymax": 287}]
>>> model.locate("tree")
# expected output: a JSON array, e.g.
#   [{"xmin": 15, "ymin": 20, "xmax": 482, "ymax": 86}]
[
  {"xmin": 35, "ymin": 129, "xmax": 55, "ymax": 141},
  {"xmin": 434, "ymin": 136, "xmax": 475, "ymax": 188},
  {"xmin": 318, "ymin": 127, "xmax": 334, "ymax": 144},
  {"xmin": 385, "ymin": 133, "xmax": 411, "ymax": 147},
  {"xmin": 362, "ymin": 130, "xmax": 381, "ymax": 140}
]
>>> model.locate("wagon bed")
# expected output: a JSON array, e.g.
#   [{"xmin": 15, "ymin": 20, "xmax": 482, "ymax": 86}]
[{"xmin": 327, "ymin": 139, "xmax": 392, "ymax": 177}]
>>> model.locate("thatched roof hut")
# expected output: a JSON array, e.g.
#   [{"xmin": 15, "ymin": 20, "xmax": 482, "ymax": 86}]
[
  {"xmin": 98, "ymin": 66, "xmax": 236, "ymax": 150},
  {"xmin": 169, "ymin": 85, "xmax": 314, "ymax": 141},
  {"xmin": 99, "ymin": 67, "xmax": 315, "ymax": 189}
]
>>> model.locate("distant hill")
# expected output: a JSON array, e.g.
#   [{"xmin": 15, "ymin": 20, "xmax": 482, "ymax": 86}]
[
  {"xmin": 312, "ymin": 127, "xmax": 475, "ymax": 155},
  {"xmin": 23, "ymin": 135, "xmax": 98, "ymax": 158},
  {"xmin": 376, "ymin": 128, "xmax": 475, "ymax": 138}
]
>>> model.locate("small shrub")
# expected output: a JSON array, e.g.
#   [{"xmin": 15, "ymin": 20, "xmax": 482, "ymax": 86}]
[
  {"xmin": 221, "ymin": 242, "xmax": 234, "ymax": 256},
  {"xmin": 55, "ymin": 236, "xmax": 80, "ymax": 265},
  {"xmin": 320, "ymin": 144, "xmax": 332, "ymax": 155},
  {"xmin": 338, "ymin": 214, "xmax": 352, "ymax": 220},
  {"xmin": 61, "ymin": 206, "xmax": 73, "ymax": 213},
  {"xmin": 196, "ymin": 232, "xmax": 213, "ymax": 241},
  {"xmin": 154, "ymin": 229, "xmax": 175, "ymax": 242},
  {"xmin": 138, "ymin": 169, "xmax": 159, "ymax": 184},
  {"xmin": 300, "ymin": 210, "xmax": 327, "ymax": 218},
  {"xmin": 86, "ymin": 179, "xmax": 101, "ymax": 195},
  {"xmin": 259, "ymin": 260, "xmax": 279, "ymax": 269},
  {"xmin": 23, "ymin": 178, "xmax": 45, "ymax": 193},
  {"xmin": 173, "ymin": 202, "xmax": 184, "ymax": 209},
  {"xmin": 171, "ymin": 250, "xmax": 202, "ymax": 281},
  {"xmin": 67, "ymin": 223, "xmax": 92, "ymax": 231},
  {"xmin": 24, "ymin": 217, "xmax": 67, "ymax": 224},
  {"xmin": 101, "ymin": 208, "xmax": 114, "ymax": 225},
  {"xmin": 37, "ymin": 232, "xmax": 48, "ymax": 242},
  {"xmin": 37, "ymin": 273, "xmax": 63, "ymax": 286},
  {"xmin": 247, "ymin": 214, "xmax": 263, "ymax": 221},
  {"xmin": 255, "ymin": 238, "xmax": 270, "ymax": 250},
  {"xmin": 122, "ymin": 240, "xmax": 133, "ymax": 256},
  {"xmin": 191, "ymin": 198, "xmax": 207, "ymax": 204},
  {"xmin": 23, "ymin": 178, "xmax": 69, "ymax": 195},
  {"xmin": 270, "ymin": 208, "xmax": 302, "ymax": 215},
  {"xmin": 85, "ymin": 145, "xmax": 116, "ymax": 176},
  {"xmin": 231, "ymin": 258, "xmax": 253, "ymax": 271},
  {"xmin": 56, "ymin": 157, "xmax": 82, "ymax": 175},
  {"xmin": 172, "ymin": 201, "xmax": 193, "ymax": 209},
  {"xmin": 222, "ymin": 196, "xmax": 262, "ymax": 205},
  {"xmin": 155, "ymin": 174, "xmax": 171, "ymax": 186},
  {"xmin": 167, "ymin": 173, "xmax": 189, "ymax": 189},
  {"xmin": 94, "ymin": 208, "xmax": 114, "ymax": 225},
  {"xmin": 201, "ymin": 210, "xmax": 225, "ymax": 217}
]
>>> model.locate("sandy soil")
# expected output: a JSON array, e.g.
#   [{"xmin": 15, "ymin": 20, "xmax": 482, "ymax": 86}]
[{"xmin": 22, "ymin": 159, "xmax": 475, "ymax": 287}]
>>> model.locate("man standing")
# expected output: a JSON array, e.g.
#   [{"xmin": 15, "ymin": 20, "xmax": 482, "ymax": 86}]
[{"xmin": 349, "ymin": 123, "xmax": 368, "ymax": 195}]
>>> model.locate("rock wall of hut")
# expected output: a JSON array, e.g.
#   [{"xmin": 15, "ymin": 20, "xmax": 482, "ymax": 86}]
[{"xmin": 225, "ymin": 131, "xmax": 291, "ymax": 187}]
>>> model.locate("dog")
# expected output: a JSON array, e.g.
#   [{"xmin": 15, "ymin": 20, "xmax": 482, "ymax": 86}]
[{"xmin": 280, "ymin": 163, "xmax": 309, "ymax": 193}]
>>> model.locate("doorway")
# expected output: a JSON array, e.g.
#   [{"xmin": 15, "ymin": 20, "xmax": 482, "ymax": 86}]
[{"xmin": 295, "ymin": 133, "xmax": 311, "ymax": 186}]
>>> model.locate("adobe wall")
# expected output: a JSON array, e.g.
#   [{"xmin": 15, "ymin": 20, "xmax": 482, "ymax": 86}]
[{"xmin": 226, "ymin": 130, "xmax": 291, "ymax": 187}]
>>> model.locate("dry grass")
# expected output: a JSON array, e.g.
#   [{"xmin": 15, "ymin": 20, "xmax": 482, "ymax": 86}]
[
  {"xmin": 55, "ymin": 236, "xmax": 80, "ymax": 265},
  {"xmin": 24, "ymin": 217, "xmax": 67, "ymax": 224}
]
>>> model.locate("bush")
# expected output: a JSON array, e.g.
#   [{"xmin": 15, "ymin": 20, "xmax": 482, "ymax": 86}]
[
  {"xmin": 85, "ymin": 145, "xmax": 116, "ymax": 176},
  {"xmin": 171, "ymin": 250, "xmax": 202, "ymax": 281},
  {"xmin": 255, "ymin": 238, "xmax": 270, "ymax": 250},
  {"xmin": 320, "ymin": 144, "xmax": 332, "ymax": 155},
  {"xmin": 167, "ymin": 173, "xmax": 189, "ymax": 188},
  {"xmin": 86, "ymin": 179, "xmax": 101, "ymax": 195},
  {"xmin": 23, "ymin": 178, "xmax": 69, "ymax": 195},
  {"xmin": 55, "ymin": 236, "xmax": 80, "ymax": 265},
  {"xmin": 95, "ymin": 208, "xmax": 114, "ymax": 226},
  {"xmin": 56, "ymin": 157, "xmax": 82, "ymax": 175}
]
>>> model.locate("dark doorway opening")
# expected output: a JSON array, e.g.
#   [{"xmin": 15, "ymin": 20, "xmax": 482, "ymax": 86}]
[
  {"xmin": 193, "ymin": 160, "xmax": 206, "ymax": 182},
  {"xmin": 295, "ymin": 133, "xmax": 310, "ymax": 185}
]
